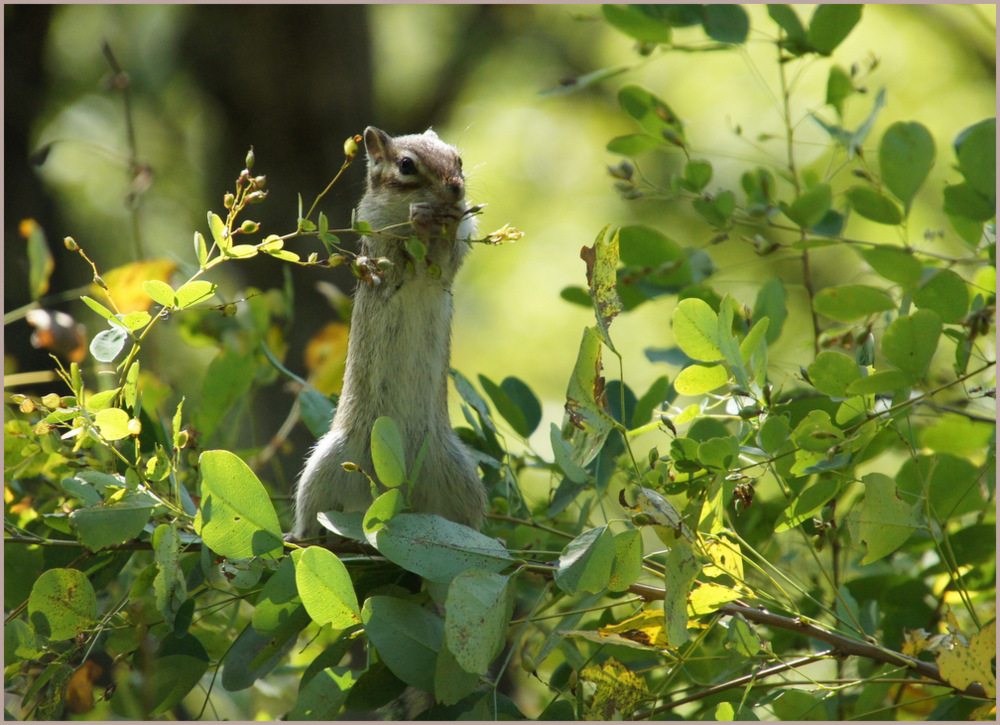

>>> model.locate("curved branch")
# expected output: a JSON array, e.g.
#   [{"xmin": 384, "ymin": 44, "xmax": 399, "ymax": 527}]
[{"xmin": 626, "ymin": 581, "xmax": 987, "ymax": 700}]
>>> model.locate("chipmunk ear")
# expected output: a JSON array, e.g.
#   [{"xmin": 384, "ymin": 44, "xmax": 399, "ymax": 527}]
[
  {"xmin": 423, "ymin": 128, "xmax": 439, "ymax": 139},
  {"xmin": 364, "ymin": 127, "xmax": 392, "ymax": 165}
]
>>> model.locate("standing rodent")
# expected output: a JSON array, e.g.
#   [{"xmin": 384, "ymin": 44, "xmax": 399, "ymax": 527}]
[{"xmin": 292, "ymin": 126, "xmax": 487, "ymax": 540}]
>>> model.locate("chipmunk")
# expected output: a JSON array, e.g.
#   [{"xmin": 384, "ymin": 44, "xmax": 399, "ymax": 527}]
[{"xmin": 292, "ymin": 126, "xmax": 487, "ymax": 540}]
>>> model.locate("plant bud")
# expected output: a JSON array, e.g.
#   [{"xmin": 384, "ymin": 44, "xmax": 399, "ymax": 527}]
[
  {"xmin": 239, "ymin": 220, "xmax": 259, "ymax": 234},
  {"xmin": 63, "ymin": 236, "xmax": 79, "ymax": 251},
  {"xmin": 328, "ymin": 254, "xmax": 345, "ymax": 267},
  {"xmin": 19, "ymin": 398, "xmax": 35, "ymax": 414},
  {"xmin": 344, "ymin": 134, "xmax": 360, "ymax": 160},
  {"xmin": 93, "ymin": 275, "xmax": 107, "ymax": 289},
  {"xmin": 127, "ymin": 418, "xmax": 142, "ymax": 436},
  {"xmin": 245, "ymin": 147, "xmax": 255, "ymax": 171},
  {"xmin": 342, "ymin": 462, "xmax": 360, "ymax": 472},
  {"xmin": 41, "ymin": 393, "xmax": 61, "ymax": 409},
  {"xmin": 376, "ymin": 257, "xmax": 393, "ymax": 270},
  {"xmin": 245, "ymin": 190, "xmax": 267, "ymax": 204},
  {"xmin": 223, "ymin": 193, "xmax": 235, "ymax": 209},
  {"xmin": 252, "ymin": 175, "xmax": 266, "ymax": 190}
]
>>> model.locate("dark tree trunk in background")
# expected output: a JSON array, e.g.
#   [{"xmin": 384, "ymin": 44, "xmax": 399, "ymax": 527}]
[{"xmin": 177, "ymin": 6, "xmax": 375, "ymax": 493}]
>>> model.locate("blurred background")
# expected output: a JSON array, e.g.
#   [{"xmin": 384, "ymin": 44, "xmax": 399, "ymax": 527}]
[{"xmin": 5, "ymin": 4, "xmax": 996, "ymax": 509}]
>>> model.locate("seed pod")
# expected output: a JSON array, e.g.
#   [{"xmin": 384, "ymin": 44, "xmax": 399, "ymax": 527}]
[
  {"xmin": 63, "ymin": 236, "xmax": 79, "ymax": 251},
  {"xmin": 245, "ymin": 147, "xmax": 255, "ymax": 171},
  {"xmin": 239, "ymin": 220, "xmax": 259, "ymax": 234},
  {"xmin": 223, "ymin": 193, "xmax": 235, "ymax": 209},
  {"xmin": 41, "ymin": 393, "xmax": 61, "ymax": 409}
]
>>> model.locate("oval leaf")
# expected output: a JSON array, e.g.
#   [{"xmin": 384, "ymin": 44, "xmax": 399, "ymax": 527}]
[
  {"xmin": 879, "ymin": 121, "xmax": 935, "ymax": 210},
  {"xmin": 295, "ymin": 547, "xmax": 361, "ymax": 629},
  {"xmin": 673, "ymin": 363, "xmax": 729, "ymax": 395},
  {"xmin": 28, "ymin": 568, "xmax": 97, "ymax": 641},
  {"xmin": 194, "ymin": 449, "xmax": 283, "ymax": 559},
  {"xmin": 673, "ymin": 298, "xmax": 722, "ymax": 362},
  {"xmin": 813, "ymin": 284, "xmax": 895, "ymax": 322},
  {"xmin": 89, "ymin": 326, "xmax": 129, "ymax": 363},
  {"xmin": 882, "ymin": 309, "xmax": 942, "ymax": 378},
  {"xmin": 371, "ymin": 416, "xmax": 407, "ymax": 488},
  {"xmin": 846, "ymin": 186, "xmax": 903, "ymax": 225}
]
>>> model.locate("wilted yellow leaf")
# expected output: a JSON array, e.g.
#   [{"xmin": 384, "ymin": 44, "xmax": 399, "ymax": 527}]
[
  {"xmin": 581, "ymin": 657, "xmax": 648, "ymax": 720},
  {"xmin": 304, "ymin": 322, "xmax": 350, "ymax": 395},
  {"xmin": 937, "ymin": 620, "xmax": 996, "ymax": 698},
  {"xmin": 599, "ymin": 609, "xmax": 671, "ymax": 649}
]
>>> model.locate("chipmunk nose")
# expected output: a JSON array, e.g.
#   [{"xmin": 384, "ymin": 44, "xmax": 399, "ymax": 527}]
[{"xmin": 446, "ymin": 178, "xmax": 464, "ymax": 201}]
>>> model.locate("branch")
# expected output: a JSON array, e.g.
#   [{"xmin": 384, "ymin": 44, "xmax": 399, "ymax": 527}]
[{"xmin": 625, "ymin": 580, "xmax": 987, "ymax": 700}]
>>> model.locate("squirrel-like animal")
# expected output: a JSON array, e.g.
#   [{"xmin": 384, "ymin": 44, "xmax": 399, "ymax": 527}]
[{"xmin": 293, "ymin": 127, "xmax": 486, "ymax": 540}]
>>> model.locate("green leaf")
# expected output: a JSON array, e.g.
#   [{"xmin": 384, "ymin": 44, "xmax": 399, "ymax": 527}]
[
  {"xmin": 913, "ymin": 268, "xmax": 969, "ymax": 324},
  {"xmin": 758, "ymin": 414, "xmax": 790, "ymax": 454},
  {"xmin": 435, "ymin": 644, "xmax": 483, "ymax": 705},
  {"xmin": 846, "ymin": 369, "xmax": 914, "ymax": 395},
  {"xmin": 846, "ymin": 473, "xmax": 920, "ymax": 564},
  {"xmin": 919, "ymin": 412, "xmax": 996, "ymax": 458},
  {"xmin": 298, "ymin": 387, "xmax": 336, "ymax": 438},
  {"xmin": 371, "ymin": 416, "xmax": 407, "ymax": 488},
  {"xmin": 194, "ymin": 449, "xmax": 284, "ymax": 560},
  {"xmin": 618, "ymin": 85, "xmax": 686, "ymax": 146},
  {"xmin": 897, "ymin": 453, "xmax": 986, "ymax": 520},
  {"xmin": 606, "ymin": 134, "xmax": 666, "ymax": 156},
  {"xmin": 479, "ymin": 375, "xmax": 540, "ymax": 439},
  {"xmin": 631, "ymin": 375, "xmax": 671, "ymax": 429},
  {"xmin": 370, "ymin": 513, "xmax": 514, "ymax": 583},
  {"xmin": 807, "ymin": 350, "xmax": 861, "ymax": 398},
  {"xmin": 673, "ymin": 297, "xmax": 722, "ymax": 362},
  {"xmin": 554, "ymin": 525, "xmax": 616, "ymax": 595},
  {"xmin": 89, "ymin": 325, "xmax": 129, "ymax": 363},
  {"xmin": 81, "ymin": 295, "xmax": 116, "ymax": 321},
  {"xmin": 845, "ymin": 186, "xmax": 903, "ymax": 225},
  {"xmin": 692, "ymin": 190, "xmax": 735, "ymax": 228},
  {"xmin": 602, "ymin": 4, "xmax": 672, "ymax": 44},
  {"xmin": 147, "ymin": 634, "xmax": 209, "ymax": 716},
  {"xmin": 674, "ymin": 363, "xmax": 729, "ymax": 395},
  {"xmin": 826, "ymin": 65, "xmax": 853, "ymax": 118},
  {"xmin": 208, "ymin": 211, "xmax": 228, "ymax": 250},
  {"xmin": 221, "ymin": 611, "xmax": 309, "ymax": 691},
  {"xmin": 943, "ymin": 182, "xmax": 995, "ymax": 222},
  {"xmin": 662, "ymin": 542, "xmax": 699, "ymax": 646},
  {"xmin": 24, "ymin": 221, "xmax": 54, "ymax": 300},
  {"xmin": 194, "ymin": 230, "xmax": 208, "ymax": 266},
  {"xmin": 849, "ymin": 87, "xmax": 886, "ymax": 155},
  {"xmin": 294, "ymin": 546, "xmax": 361, "ymax": 629},
  {"xmin": 879, "ymin": 121, "xmax": 935, "ymax": 210},
  {"xmin": 775, "ymin": 478, "xmax": 840, "ymax": 532},
  {"xmin": 288, "ymin": 667, "xmax": 359, "ymax": 720},
  {"xmin": 28, "ymin": 568, "xmax": 97, "ymax": 641},
  {"xmin": 362, "ymin": 595, "xmax": 442, "ymax": 692},
  {"xmin": 608, "ymin": 529, "xmax": 644, "ymax": 593},
  {"xmin": 252, "ymin": 556, "xmax": 303, "ymax": 636},
  {"xmin": 143, "ymin": 279, "xmax": 176, "ymax": 308},
  {"xmin": 754, "ymin": 278, "xmax": 787, "ymax": 344},
  {"xmin": 682, "ymin": 160, "xmax": 713, "ymax": 192},
  {"xmin": 70, "ymin": 496, "xmax": 154, "ymax": 551},
  {"xmin": 783, "ymin": 183, "xmax": 832, "ymax": 228},
  {"xmin": 807, "ymin": 4, "xmax": 862, "ymax": 55},
  {"xmin": 768, "ymin": 5, "xmax": 808, "ymax": 50},
  {"xmin": 198, "ymin": 346, "xmax": 255, "ymax": 439},
  {"xmin": 813, "ymin": 284, "xmax": 895, "ymax": 322},
  {"xmin": 362, "ymin": 489, "xmax": 405, "ymax": 536},
  {"xmin": 562, "ymin": 326, "xmax": 616, "ymax": 467},
  {"xmin": 882, "ymin": 309, "xmax": 942, "ymax": 378},
  {"xmin": 174, "ymin": 280, "xmax": 216, "ymax": 308},
  {"xmin": 445, "ymin": 570, "xmax": 514, "ymax": 675},
  {"xmin": 581, "ymin": 225, "xmax": 624, "ymax": 350},
  {"xmin": 955, "ymin": 118, "xmax": 996, "ymax": 201},
  {"xmin": 94, "ymin": 407, "xmax": 132, "ymax": 440},
  {"xmin": 860, "ymin": 246, "xmax": 923, "ymax": 289},
  {"xmin": 702, "ymin": 5, "xmax": 749, "ymax": 44},
  {"xmin": 549, "ymin": 422, "xmax": 590, "ymax": 484},
  {"xmin": 152, "ymin": 524, "xmax": 186, "ymax": 624}
]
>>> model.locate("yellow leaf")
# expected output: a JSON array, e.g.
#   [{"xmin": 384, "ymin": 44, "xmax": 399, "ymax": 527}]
[
  {"xmin": 702, "ymin": 536, "xmax": 744, "ymax": 580},
  {"xmin": 936, "ymin": 620, "xmax": 996, "ymax": 698},
  {"xmin": 304, "ymin": 322, "xmax": 350, "ymax": 395},
  {"xmin": 688, "ymin": 582, "xmax": 741, "ymax": 616},
  {"xmin": 580, "ymin": 657, "xmax": 648, "ymax": 720},
  {"xmin": 599, "ymin": 610, "xmax": 671, "ymax": 649},
  {"xmin": 95, "ymin": 259, "xmax": 178, "ymax": 313}
]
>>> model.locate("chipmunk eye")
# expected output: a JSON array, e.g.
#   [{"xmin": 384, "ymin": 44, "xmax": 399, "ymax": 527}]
[
  {"xmin": 398, "ymin": 157, "xmax": 417, "ymax": 175},
  {"xmin": 456, "ymin": 156, "xmax": 463, "ymax": 170}
]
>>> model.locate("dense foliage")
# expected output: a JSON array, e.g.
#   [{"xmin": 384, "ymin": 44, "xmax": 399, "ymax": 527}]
[{"xmin": 5, "ymin": 5, "xmax": 995, "ymax": 720}]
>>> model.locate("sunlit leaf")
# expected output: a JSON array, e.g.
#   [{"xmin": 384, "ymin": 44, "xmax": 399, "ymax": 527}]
[
  {"xmin": 879, "ymin": 121, "xmax": 935, "ymax": 211},
  {"xmin": 813, "ymin": 284, "xmax": 894, "ymax": 322},
  {"xmin": 882, "ymin": 309, "xmax": 941, "ymax": 378},
  {"xmin": 294, "ymin": 547, "xmax": 361, "ymax": 629},
  {"xmin": 28, "ymin": 568, "xmax": 97, "ymax": 641},
  {"xmin": 846, "ymin": 473, "xmax": 920, "ymax": 564}
]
